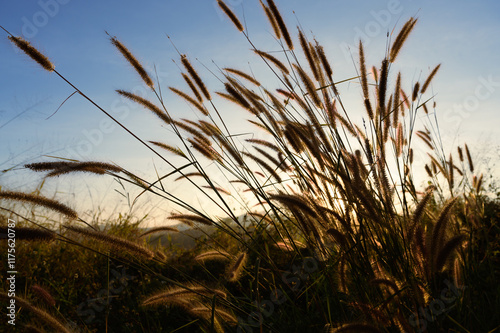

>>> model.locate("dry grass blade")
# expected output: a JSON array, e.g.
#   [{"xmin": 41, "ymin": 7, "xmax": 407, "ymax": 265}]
[
  {"xmin": 253, "ymin": 49, "xmax": 289, "ymax": 74},
  {"xmin": 266, "ymin": 0, "xmax": 293, "ymax": 49},
  {"xmin": 8, "ymin": 36, "xmax": 54, "ymax": 72},
  {"xmin": 0, "ymin": 191, "xmax": 77, "ymax": 219},
  {"xmin": 224, "ymin": 68, "xmax": 261, "ymax": 86},
  {"xmin": 217, "ymin": 0, "xmax": 244, "ymax": 32},
  {"xmin": 169, "ymin": 87, "xmax": 208, "ymax": 115},
  {"xmin": 65, "ymin": 225, "xmax": 154, "ymax": 259},
  {"xmin": 260, "ymin": 0, "xmax": 281, "ymax": 39},
  {"xmin": 465, "ymin": 143, "xmax": 474, "ymax": 172},
  {"xmin": 139, "ymin": 226, "xmax": 179, "ymax": 237},
  {"xmin": 293, "ymin": 64, "xmax": 322, "ymax": 107},
  {"xmin": 116, "ymin": 90, "xmax": 171, "ymax": 124},
  {"xmin": 389, "ymin": 17, "xmax": 418, "ymax": 63},
  {"xmin": 420, "ymin": 64, "xmax": 441, "ymax": 94},
  {"xmin": 332, "ymin": 323, "xmax": 383, "ymax": 333},
  {"xmin": 110, "ymin": 37, "xmax": 154, "ymax": 88},
  {"xmin": 149, "ymin": 141, "xmax": 186, "ymax": 158},
  {"xmin": 181, "ymin": 55, "xmax": 211, "ymax": 100}
]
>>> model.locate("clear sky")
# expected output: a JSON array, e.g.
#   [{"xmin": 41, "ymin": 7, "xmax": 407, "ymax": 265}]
[{"xmin": 1, "ymin": 0, "xmax": 499, "ymax": 224}]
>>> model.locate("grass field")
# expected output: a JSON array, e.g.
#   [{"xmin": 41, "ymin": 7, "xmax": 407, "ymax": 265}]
[{"xmin": 1, "ymin": 1, "xmax": 500, "ymax": 332}]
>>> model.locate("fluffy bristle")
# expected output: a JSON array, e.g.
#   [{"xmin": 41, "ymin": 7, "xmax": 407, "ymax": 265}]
[{"xmin": 8, "ymin": 36, "xmax": 54, "ymax": 72}]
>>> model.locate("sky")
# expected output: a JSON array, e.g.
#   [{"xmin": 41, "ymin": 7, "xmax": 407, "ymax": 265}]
[{"xmin": 1, "ymin": 0, "xmax": 499, "ymax": 225}]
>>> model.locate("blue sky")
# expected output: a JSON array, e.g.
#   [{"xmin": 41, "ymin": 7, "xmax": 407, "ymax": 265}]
[{"xmin": 1, "ymin": 0, "xmax": 499, "ymax": 223}]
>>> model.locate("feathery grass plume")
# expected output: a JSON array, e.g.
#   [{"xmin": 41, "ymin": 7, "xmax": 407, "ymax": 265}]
[
  {"xmin": 409, "ymin": 187, "xmax": 434, "ymax": 239},
  {"xmin": 448, "ymin": 154, "xmax": 454, "ymax": 190},
  {"xmin": 181, "ymin": 55, "xmax": 211, "ymax": 100},
  {"xmin": 475, "ymin": 174, "xmax": 483, "ymax": 193},
  {"xmin": 0, "ymin": 226, "xmax": 55, "ymax": 242},
  {"xmin": 110, "ymin": 36, "xmax": 154, "ymax": 88},
  {"xmin": 169, "ymin": 87, "xmax": 208, "ymax": 115},
  {"xmin": 246, "ymin": 138, "xmax": 279, "ymax": 151},
  {"xmin": 175, "ymin": 172, "xmax": 205, "ymax": 181},
  {"xmin": 168, "ymin": 213, "xmax": 213, "ymax": 226},
  {"xmin": 457, "ymin": 146, "xmax": 464, "ymax": 162},
  {"xmin": 430, "ymin": 197, "xmax": 458, "ymax": 259},
  {"xmin": 393, "ymin": 73, "xmax": 401, "ymax": 125},
  {"xmin": 142, "ymin": 284, "xmax": 227, "ymax": 307},
  {"xmin": 332, "ymin": 323, "xmax": 383, "ymax": 333},
  {"xmin": 389, "ymin": 17, "xmax": 418, "ymax": 63},
  {"xmin": 298, "ymin": 29, "xmax": 319, "ymax": 81},
  {"xmin": 8, "ymin": 36, "xmax": 54, "ymax": 72},
  {"xmin": 254, "ymin": 146, "xmax": 288, "ymax": 172},
  {"xmin": 270, "ymin": 193, "xmax": 318, "ymax": 218},
  {"xmin": 316, "ymin": 44, "xmax": 333, "ymax": 81},
  {"xmin": 260, "ymin": 0, "xmax": 281, "ymax": 38},
  {"xmin": 175, "ymin": 120, "xmax": 212, "ymax": 146},
  {"xmin": 189, "ymin": 306, "xmax": 237, "ymax": 324},
  {"xmin": 47, "ymin": 162, "xmax": 122, "ymax": 177},
  {"xmin": 424, "ymin": 164, "xmax": 433, "ymax": 177},
  {"xmin": 465, "ymin": 143, "xmax": 474, "ymax": 172},
  {"xmin": 253, "ymin": 49, "xmax": 289, "ymax": 74},
  {"xmin": 435, "ymin": 234, "xmax": 466, "ymax": 272},
  {"xmin": 378, "ymin": 59, "xmax": 389, "ymax": 117},
  {"xmin": 217, "ymin": 0, "xmax": 244, "ymax": 32},
  {"xmin": 223, "ymin": 68, "xmax": 260, "ymax": 86},
  {"xmin": 187, "ymin": 138, "xmax": 220, "ymax": 161},
  {"xmin": 396, "ymin": 122, "xmax": 404, "ymax": 157},
  {"xmin": 213, "ymin": 132, "xmax": 244, "ymax": 165},
  {"xmin": 416, "ymin": 131, "xmax": 434, "ymax": 150},
  {"xmin": 26, "ymin": 161, "xmax": 122, "ymax": 177},
  {"xmin": 149, "ymin": 141, "xmax": 186, "ymax": 158},
  {"xmin": 31, "ymin": 284, "xmax": 56, "ymax": 307},
  {"xmin": 266, "ymin": 0, "xmax": 293, "ymax": 49},
  {"xmin": 202, "ymin": 185, "xmax": 231, "ymax": 196},
  {"xmin": 242, "ymin": 152, "xmax": 282, "ymax": 182},
  {"xmin": 224, "ymin": 83, "xmax": 251, "ymax": 109},
  {"xmin": 0, "ymin": 191, "xmax": 77, "ymax": 219},
  {"xmin": 65, "ymin": 225, "xmax": 154, "ymax": 259},
  {"xmin": 412, "ymin": 81, "xmax": 420, "ymax": 101},
  {"xmin": 326, "ymin": 228, "xmax": 348, "ymax": 249},
  {"xmin": 182, "ymin": 73, "xmax": 203, "ymax": 102},
  {"xmin": 359, "ymin": 41, "xmax": 370, "ymax": 98},
  {"xmin": 273, "ymin": 239, "xmax": 306, "ymax": 251},
  {"xmin": 227, "ymin": 252, "xmax": 247, "ymax": 282},
  {"xmin": 420, "ymin": 64, "xmax": 441, "ymax": 94},
  {"xmin": 294, "ymin": 64, "xmax": 322, "ymax": 107},
  {"xmin": 139, "ymin": 226, "xmax": 178, "ymax": 237},
  {"xmin": 116, "ymin": 90, "xmax": 171, "ymax": 124},
  {"xmin": 195, "ymin": 250, "xmax": 231, "ymax": 262},
  {"xmin": 0, "ymin": 293, "xmax": 70, "ymax": 333},
  {"xmin": 155, "ymin": 250, "xmax": 167, "ymax": 261}
]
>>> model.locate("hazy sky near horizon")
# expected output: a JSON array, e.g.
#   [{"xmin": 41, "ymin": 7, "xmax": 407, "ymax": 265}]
[{"xmin": 1, "ymin": 0, "xmax": 499, "ymax": 223}]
